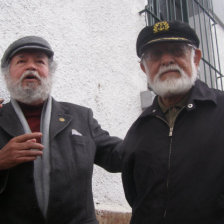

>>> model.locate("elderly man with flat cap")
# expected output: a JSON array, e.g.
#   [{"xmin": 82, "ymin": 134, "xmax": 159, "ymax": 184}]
[
  {"xmin": 122, "ymin": 20, "xmax": 224, "ymax": 224},
  {"xmin": 0, "ymin": 36, "xmax": 122, "ymax": 224}
]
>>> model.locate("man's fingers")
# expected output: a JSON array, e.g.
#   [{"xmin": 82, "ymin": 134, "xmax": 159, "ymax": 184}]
[
  {"xmin": 27, "ymin": 138, "xmax": 37, "ymax": 143},
  {"xmin": 14, "ymin": 156, "xmax": 40, "ymax": 164},
  {"xmin": 0, "ymin": 98, "xmax": 4, "ymax": 108},
  {"xmin": 11, "ymin": 133, "xmax": 42, "ymax": 143},
  {"xmin": 19, "ymin": 141, "xmax": 44, "ymax": 151},
  {"xmin": 0, "ymin": 140, "xmax": 43, "ymax": 170},
  {"xmin": 18, "ymin": 149, "xmax": 43, "ymax": 157},
  {"xmin": 4, "ymin": 139, "xmax": 44, "ymax": 153}
]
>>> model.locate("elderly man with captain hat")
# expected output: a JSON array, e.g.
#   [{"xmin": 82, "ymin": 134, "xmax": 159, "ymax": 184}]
[{"xmin": 122, "ymin": 20, "xmax": 224, "ymax": 224}]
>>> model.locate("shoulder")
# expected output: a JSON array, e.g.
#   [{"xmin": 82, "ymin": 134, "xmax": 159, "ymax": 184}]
[
  {"xmin": 188, "ymin": 80, "xmax": 224, "ymax": 107},
  {"xmin": 57, "ymin": 101, "xmax": 90, "ymax": 111},
  {"xmin": 0, "ymin": 101, "xmax": 13, "ymax": 114},
  {"xmin": 51, "ymin": 98, "xmax": 93, "ymax": 118}
]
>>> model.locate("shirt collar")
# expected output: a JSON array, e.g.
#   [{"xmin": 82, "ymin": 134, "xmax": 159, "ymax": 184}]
[{"xmin": 158, "ymin": 93, "xmax": 189, "ymax": 114}]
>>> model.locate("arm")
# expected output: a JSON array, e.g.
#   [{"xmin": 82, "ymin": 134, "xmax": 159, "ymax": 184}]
[
  {"xmin": 121, "ymin": 127, "xmax": 138, "ymax": 207},
  {"xmin": 88, "ymin": 109, "xmax": 123, "ymax": 172},
  {"xmin": 122, "ymin": 151, "xmax": 137, "ymax": 207}
]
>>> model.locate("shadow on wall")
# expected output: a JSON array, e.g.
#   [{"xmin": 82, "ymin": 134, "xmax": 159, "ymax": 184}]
[{"xmin": 96, "ymin": 209, "xmax": 131, "ymax": 224}]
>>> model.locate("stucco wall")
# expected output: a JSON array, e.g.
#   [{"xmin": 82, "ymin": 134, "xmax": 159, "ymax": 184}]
[{"xmin": 0, "ymin": 0, "xmax": 148, "ymax": 212}]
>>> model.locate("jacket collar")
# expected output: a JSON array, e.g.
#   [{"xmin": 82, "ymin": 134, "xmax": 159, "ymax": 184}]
[
  {"xmin": 140, "ymin": 79, "xmax": 217, "ymax": 118},
  {"xmin": 0, "ymin": 97, "xmax": 73, "ymax": 139},
  {"xmin": 187, "ymin": 79, "xmax": 217, "ymax": 105}
]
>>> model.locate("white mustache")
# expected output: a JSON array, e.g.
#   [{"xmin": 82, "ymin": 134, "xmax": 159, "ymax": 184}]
[
  {"xmin": 19, "ymin": 70, "xmax": 41, "ymax": 82},
  {"xmin": 156, "ymin": 64, "xmax": 184, "ymax": 78}
]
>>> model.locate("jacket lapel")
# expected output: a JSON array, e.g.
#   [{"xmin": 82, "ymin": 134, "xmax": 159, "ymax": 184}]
[
  {"xmin": 0, "ymin": 99, "xmax": 73, "ymax": 140},
  {"xmin": 50, "ymin": 99, "xmax": 72, "ymax": 140},
  {"xmin": 0, "ymin": 102, "xmax": 24, "ymax": 137}
]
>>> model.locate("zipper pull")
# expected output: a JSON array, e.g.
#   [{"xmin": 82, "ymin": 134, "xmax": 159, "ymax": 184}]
[
  {"xmin": 163, "ymin": 209, "xmax": 167, "ymax": 218},
  {"xmin": 169, "ymin": 127, "xmax": 173, "ymax": 137}
]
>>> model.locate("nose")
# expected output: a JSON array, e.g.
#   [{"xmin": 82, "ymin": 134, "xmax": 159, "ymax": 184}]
[
  {"xmin": 25, "ymin": 60, "xmax": 37, "ymax": 71},
  {"xmin": 160, "ymin": 53, "xmax": 175, "ymax": 67}
]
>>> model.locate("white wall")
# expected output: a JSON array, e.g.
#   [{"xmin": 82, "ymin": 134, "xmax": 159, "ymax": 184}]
[
  {"xmin": 0, "ymin": 0, "xmax": 148, "ymax": 211},
  {"xmin": 213, "ymin": 0, "xmax": 224, "ymax": 23}
]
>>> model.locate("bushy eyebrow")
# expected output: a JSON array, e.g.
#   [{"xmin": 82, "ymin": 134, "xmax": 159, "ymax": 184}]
[{"xmin": 15, "ymin": 54, "xmax": 25, "ymax": 58}]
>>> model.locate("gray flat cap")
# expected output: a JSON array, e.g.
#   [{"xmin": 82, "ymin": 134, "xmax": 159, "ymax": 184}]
[{"xmin": 1, "ymin": 36, "xmax": 54, "ymax": 68}]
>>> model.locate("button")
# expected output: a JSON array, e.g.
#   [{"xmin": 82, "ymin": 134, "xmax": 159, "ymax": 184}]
[
  {"xmin": 187, "ymin": 104, "xmax": 193, "ymax": 108},
  {"xmin": 152, "ymin": 109, "xmax": 156, "ymax": 113}
]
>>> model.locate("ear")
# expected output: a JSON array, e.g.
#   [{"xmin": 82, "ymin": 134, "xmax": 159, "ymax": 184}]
[
  {"xmin": 194, "ymin": 49, "xmax": 202, "ymax": 67},
  {"xmin": 140, "ymin": 62, "xmax": 146, "ymax": 74}
]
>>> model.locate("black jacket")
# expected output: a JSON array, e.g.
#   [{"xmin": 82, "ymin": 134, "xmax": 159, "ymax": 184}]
[
  {"xmin": 122, "ymin": 80, "xmax": 224, "ymax": 224},
  {"xmin": 0, "ymin": 98, "xmax": 122, "ymax": 224}
]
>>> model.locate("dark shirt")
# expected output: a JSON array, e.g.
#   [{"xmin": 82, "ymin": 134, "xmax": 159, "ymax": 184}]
[{"xmin": 19, "ymin": 102, "xmax": 43, "ymax": 143}]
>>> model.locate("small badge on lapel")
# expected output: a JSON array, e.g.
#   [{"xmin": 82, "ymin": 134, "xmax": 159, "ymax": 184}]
[{"xmin": 59, "ymin": 117, "xmax": 65, "ymax": 122}]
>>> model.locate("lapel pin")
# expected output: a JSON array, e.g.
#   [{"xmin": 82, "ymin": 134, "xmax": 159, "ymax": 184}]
[{"xmin": 59, "ymin": 117, "xmax": 65, "ymax": 122}]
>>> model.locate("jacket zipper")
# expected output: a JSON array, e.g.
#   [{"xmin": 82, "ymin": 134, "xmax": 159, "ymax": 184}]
[
  {"xmin": 155, "ymin": 114, "xmax": 172, "ymax": 193},
  {"xmin": 164, "ymin": 129, "xmax": 173, "ymax": 218},
  {"xmin": 156, "ymin": 106, "xmax": 185, "ymax": 218}
]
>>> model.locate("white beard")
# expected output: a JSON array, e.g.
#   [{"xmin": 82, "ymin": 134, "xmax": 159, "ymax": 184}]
[
  {"xmin": 5, "ymin": 70, "xmax": 52, "ymax": 104},
  {"xmin": 147, "ymin": 53, "xmax": 198, "ymax": 98}
]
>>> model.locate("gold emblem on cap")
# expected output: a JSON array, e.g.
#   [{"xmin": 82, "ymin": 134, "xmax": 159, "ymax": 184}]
[
  {"xmin": 59, "ymin": 117, "xmax": 65, "ymax": 122},
  {"xmin": 153, "ymin": 21, "xmax": 170, "ymax": 33}
]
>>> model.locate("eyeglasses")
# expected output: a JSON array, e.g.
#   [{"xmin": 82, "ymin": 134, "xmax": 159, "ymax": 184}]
[{"xmin": 142, "ymin": 43, "xmax": 195, "ymax": 61}]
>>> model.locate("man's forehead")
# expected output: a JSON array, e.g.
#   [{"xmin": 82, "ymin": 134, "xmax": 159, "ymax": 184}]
[{"xmin": 142, "ymin": 42, "xmax": 190, "ymax": 55}]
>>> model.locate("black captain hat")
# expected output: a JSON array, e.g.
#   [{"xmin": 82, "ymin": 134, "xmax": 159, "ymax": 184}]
[{"xmin": 136, "ymin": 20, "xmax": 200, "ymax": 58}]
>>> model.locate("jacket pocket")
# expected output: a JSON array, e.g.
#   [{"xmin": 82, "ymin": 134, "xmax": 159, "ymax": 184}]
[{"xmin": 71, "ymin": 135, "xmax": 89, "ymax": 145}]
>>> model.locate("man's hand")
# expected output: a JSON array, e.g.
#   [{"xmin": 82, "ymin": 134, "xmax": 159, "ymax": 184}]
[
  {"xmin": 0, "ymin": 98, "xmax": 4, "ymax": 108},
  {"xmin": 0, "ymin": 132, "xmax": 44, "ymax": 170}
]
